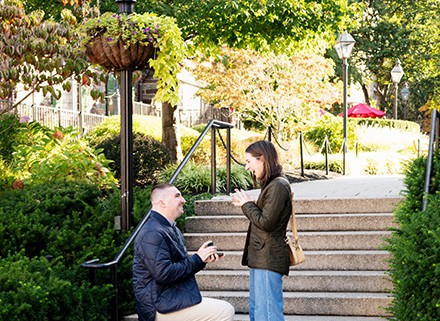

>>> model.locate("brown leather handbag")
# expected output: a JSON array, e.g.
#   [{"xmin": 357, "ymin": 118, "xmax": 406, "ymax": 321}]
[{"xmin": 286, "ymin": 194, "xmax": 305, "ymax": 266}]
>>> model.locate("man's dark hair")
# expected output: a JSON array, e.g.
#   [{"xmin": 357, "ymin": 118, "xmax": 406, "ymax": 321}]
[{"xmin": 150, "ymin": 183, "xmax": 175, "ymax": 202}]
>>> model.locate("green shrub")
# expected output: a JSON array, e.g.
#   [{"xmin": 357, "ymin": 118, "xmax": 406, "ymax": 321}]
[
  {"xmin": 241, "ymin": 112, "xmax": 266, "ymax": 132},
  {"xmin": 8, "ymin": 122, "xmax": 115, "ymax": 189},
  {"xmin": 191, "ymin": 123, "xmax": 208, "ymax": 133},
  {"xmin": 352, "ymin": 117, "xmax": 420, "ymax": 133},
  {"xmin": 96, "ymin": 132, "xmax": 172, "ymax": 187},
  {"xmin": 0, "ymin": 180, "xmax": 138, "ymax": 319},
  {"xmin": 158, "ymin": 162, "xmax": 252, "ymax": 194},
  {"xmin": 180, "ymin": 133, "xmax": 212, "ymax": 164},
  {"xmin": 357, "ymin": 153, "xmax": 404, "ymax": 175},
  {"xmin": 132, "ymin": 185, "xmax": 153, "ymax": 224},
  {"xmin": 303, "ymin": 156, "xmax": 343, "ymax": 174},
  {"xmin": 85, "ymin": 115, "xmax": 163, "ymax": 147},
  {"xmin": 386, "ymin": 150, "xmax": 440, "ymax": 320},
  {"xmin": 0, "ymin": 252, "xmax": 111, "ymax": 321},
  {"xmin": 217, "ymin": 164, "xmax": 253, "ymax": 192},
  {"xmin": 159, "ymin": 162, "xmax": 213, "ymax": 194},
  {"xmin": 0, "ymin": 181, "xmax": 122, "ymax": 264},
  {"xmin": 305, "ymin": 115, "xmax": 425, "ymax": 158},
  {"xmin": 0, "ymin": 114, "xmax": 21, "ymax": 162},
  {"xmin": 0, "ymin": 158, "xmax": 14, "ymax": 192},
  {"xmin": 397, "ymin": 152, "xmax": 440, "ymax": 212},
  {"xmin": 86, "ymin": 115, "xmax": 211, "ymax": 165},
  {"xmin": 354, "ymin": 123, "xmax": 427, "ymax": 153},
  {"xmin": 306, "ymin": 113, "xmax": 357, "ymax": 152}
]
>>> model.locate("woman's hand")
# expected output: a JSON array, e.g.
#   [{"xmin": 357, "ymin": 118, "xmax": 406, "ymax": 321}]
[{"xmin": 230, "ymin": 188, "xmax": 253, "ymax": 207}]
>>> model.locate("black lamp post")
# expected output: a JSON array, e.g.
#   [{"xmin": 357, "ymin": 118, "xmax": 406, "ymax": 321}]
[
  {"xmin": 391, "ymin": 59, "xmax": 404, "ymax": 120},
  {"xmin": 116, "ymin": 0, "xmax": 136, "ymax": 232},
  {"xmin": 401, "ymin": 85, "xmax": 410, "ymax": 120},
  {"xmin": 334, "ymin": 32, "xmax": 355, "ymax": 175}
]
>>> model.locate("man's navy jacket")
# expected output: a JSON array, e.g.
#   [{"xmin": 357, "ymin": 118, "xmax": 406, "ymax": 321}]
[{"xmin": 133, "ymin": 211, "xmax": 206, "ymax": 321}]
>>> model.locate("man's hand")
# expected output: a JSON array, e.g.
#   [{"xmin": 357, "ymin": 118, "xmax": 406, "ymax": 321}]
[{"xmin": 197, "ymin": 240, "xmax": 224, "ymax": 263}]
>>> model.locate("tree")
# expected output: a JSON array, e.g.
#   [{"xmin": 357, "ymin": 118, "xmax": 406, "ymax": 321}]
[
  {"xmin": 5, "ymin": 0, "xmax": 357, "ymax": 160},
  {"xmin": 130, "ymin": 0, "xmax": 354, "ymax": 158},
  {"xmin": 349, "ymin": 0, "xmax": 440, "ymax": 120},
  {"xmin": 133, "ymin": 0, "xmax": 352, "ymax": 53},
  {"xmin": 193, "ymin": 47, "xmax": 340, "ymax": 140},
  {"xmin": 0, "ymin": 0, "xmax": 104, "ymax": 112}
]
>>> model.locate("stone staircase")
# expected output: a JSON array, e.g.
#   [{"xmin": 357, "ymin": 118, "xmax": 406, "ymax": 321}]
[{"xmin": 184, "ymin": 196, "xmax": 403, "ymax": 321}]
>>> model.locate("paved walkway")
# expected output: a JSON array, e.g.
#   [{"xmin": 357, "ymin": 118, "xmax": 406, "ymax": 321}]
[
  {"xmin": 291, "ymin": 174, "xmax": 405, "ymax": 199},
  {"xmin": 237, "ymin": 174, "xmax": 406, "ymax": 200}
]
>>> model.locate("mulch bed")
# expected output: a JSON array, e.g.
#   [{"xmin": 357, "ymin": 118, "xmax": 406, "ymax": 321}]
[{"xmin": 284, "ymin": 169, "xmax": 342, "ymax": 184}]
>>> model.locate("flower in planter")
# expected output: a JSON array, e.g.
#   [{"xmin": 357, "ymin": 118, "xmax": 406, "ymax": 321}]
[{"xmin": 79, "ymin": 11, "xmax": 186, "ymax": 106}]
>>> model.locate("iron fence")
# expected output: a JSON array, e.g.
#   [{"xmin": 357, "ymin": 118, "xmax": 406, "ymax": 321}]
[{"xmin": 12, "ymin": 103, "xmax": 107, "ymax": 134}]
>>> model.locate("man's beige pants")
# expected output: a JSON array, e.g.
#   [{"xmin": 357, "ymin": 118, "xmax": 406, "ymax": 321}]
[{"xmin": 156, "ymin": 297, "xmax": 235, "ymax": 321}]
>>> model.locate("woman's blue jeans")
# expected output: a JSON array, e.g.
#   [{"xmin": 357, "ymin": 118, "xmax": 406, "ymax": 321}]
[{"xmin": 249, "ymin": 268, "xmax": 285, "ymax": 321}]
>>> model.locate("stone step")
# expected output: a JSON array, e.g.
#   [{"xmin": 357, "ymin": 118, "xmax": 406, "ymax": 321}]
[
  {"xmin": 185, "ymin": 231, "xmax": 391, "ymax": 251},
  {"xmin": 196, "ymin": 270, "xmax": 391, "ymax": 292},
  {"xmin": 197, "ymin": 250, "xmax": 389, "ymax": 271},
  {"xmin": 193, "ymin": 250, "xmax": 390, "ymax": 271},
  {"xmin": 185, "ymin": 213, "xmax": 396, "ymax": 233},
  {"xmin": 201, "ymin": 291, "xmax": 391, "ymax": 316},
  {"xmin": 233, "ymin": 315, "xmax": 386, "ymax": 321},
  {"xmin": 195, "ymin": 197, "xmax": 403, "ymax": 215},
  {"xmin": 124, "ymin": 313, "xmax": 386, "ymax": 321}
]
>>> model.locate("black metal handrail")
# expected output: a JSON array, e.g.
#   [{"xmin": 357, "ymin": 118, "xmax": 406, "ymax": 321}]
[
  {"xmin": 81, "ymin": 119, "xmax": 234, "ymax": 321},
  {"xmin": 422, "ymin": 109, "xmax": 438, "ymax": 211}
]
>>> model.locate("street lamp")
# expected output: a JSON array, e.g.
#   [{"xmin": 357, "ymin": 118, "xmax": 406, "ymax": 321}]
[
  {"xmin": 401, "ymin": 85, "xmax": 410, "ymax": 120},
  {"xmin": 390, "ymin": 59, "xmax": 404, "ymax": 120},
  {"xmin": 335, "ymin": 32, "xmax": 355, "ymax": 175},
  {"xmin": 116, "ymin": 0, "xmax": 136, "ymax": 232}
]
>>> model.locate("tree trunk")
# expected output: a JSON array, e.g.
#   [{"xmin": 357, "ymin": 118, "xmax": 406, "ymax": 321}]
[
  {"xmin": 162, "ymin": 101, "xmax": 182, "ymax": 162},
  {"xmin": 361, "ymin": 84, "xmax": 370, "ymax": 106}
]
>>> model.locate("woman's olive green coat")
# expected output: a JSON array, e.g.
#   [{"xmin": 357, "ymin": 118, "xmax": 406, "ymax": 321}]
[{"xmin": 241, "ymin": 176, "xmax": 292, "ymax": 276}]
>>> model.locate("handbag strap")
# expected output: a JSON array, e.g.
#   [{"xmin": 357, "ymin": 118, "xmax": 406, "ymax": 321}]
[
  {"xmin": 276, "ymin": 177, "xmax": 299, "ymax": 243},
  {"xmin": 290, "ymin": 192, "xmax": 299, "ymax": 243},
  {"xmin": 277, "ymin": 177, "xmax": 298, "ymax": 244}
]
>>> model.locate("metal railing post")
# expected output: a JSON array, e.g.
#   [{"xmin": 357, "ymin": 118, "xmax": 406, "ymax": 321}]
[
  {"xmin": 268, "ymin": 126, "xmax": 272, "ymax": 142},
  {"xmin": 324, "ymin": 137, "xmax": 329, "ymax": 175},
  {"xmin": 342, "ymin": 138, "xmax": 347, "ymax": 175},
  {"xmin": 211, "ymin": 127, "xmax": 217, "ymax": 194},
  {"xmin": 299, "ymin": 131, "xmax": 304, "ymax": 177},
  {"xmin": 226, "ymin": 127, "xmax": 231, "ymax": 194}
]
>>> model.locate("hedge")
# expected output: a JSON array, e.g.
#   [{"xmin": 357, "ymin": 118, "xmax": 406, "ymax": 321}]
[
  {"xmin": 0, "ymin": 252, "xmax": 111, "ymax": 321},
  {"xmin": 0, "ymin": 181, "xmax": 136, "ymax": 320},
  {"xmin": 386, "ymin": 150, "xmax": 440, "ymax": 320}
]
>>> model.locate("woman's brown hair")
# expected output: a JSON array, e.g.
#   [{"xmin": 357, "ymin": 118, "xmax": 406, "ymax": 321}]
[{"xmin": 245, "ymin": 140, "xmax": 282, "ymax": 188}]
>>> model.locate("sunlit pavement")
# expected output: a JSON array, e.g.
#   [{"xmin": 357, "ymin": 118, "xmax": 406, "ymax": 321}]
[{"xmin": 241, "ymin": 174, "xmax": 405, "ymax": 200}]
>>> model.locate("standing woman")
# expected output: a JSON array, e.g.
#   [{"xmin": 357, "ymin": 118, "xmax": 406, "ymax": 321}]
[{"xmin": 231, "ymin": 140, "xmax": 292, "ymax": 321}]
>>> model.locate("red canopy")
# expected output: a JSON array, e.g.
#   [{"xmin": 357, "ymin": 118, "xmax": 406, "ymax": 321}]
[{"xmin": 338, "ymin": 103, "xmax": 385, "ymax": 118}]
